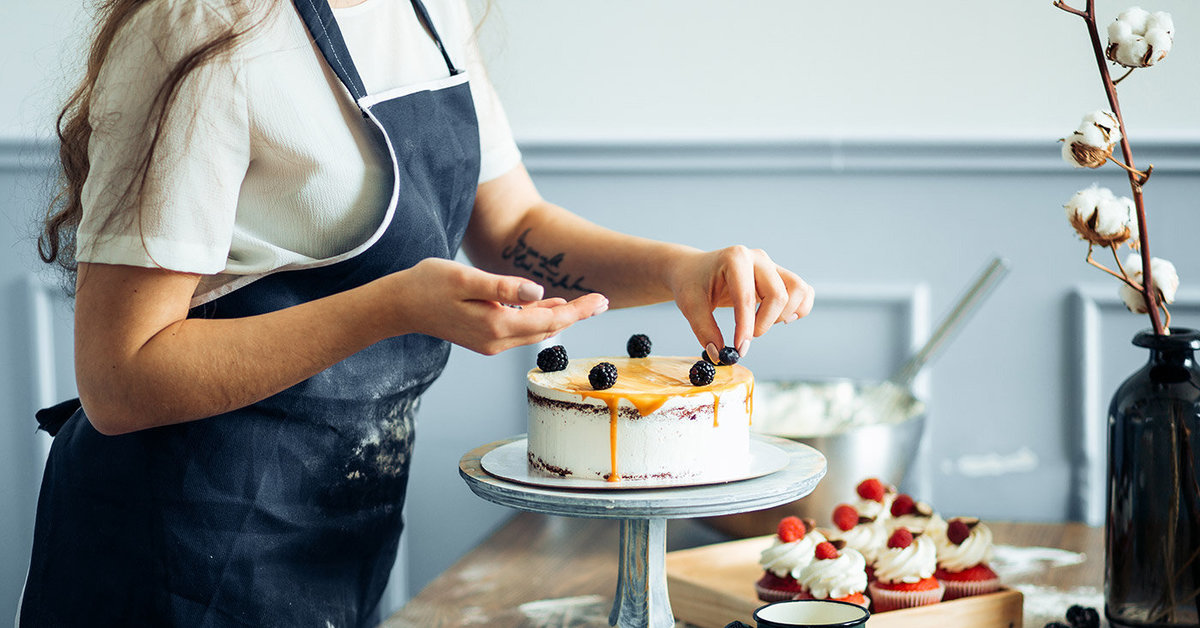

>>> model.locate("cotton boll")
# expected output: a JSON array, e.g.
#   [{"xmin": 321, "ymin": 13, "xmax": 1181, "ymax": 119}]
[
  {"xmin": 1120, "ymin": 255, "xmax": 1179, "ymax": 313},
  {"xmin": 1109, "ymin": 20, "xmax": 1134, "ymax": 42},
  {"xmin": 1147, "ymin": 30, "xmax": 1173, "ymax": 59},
  {"xmin": 1082, "ymin": 111, "xmax": 1122, "ymax": 144},
  {"xmin": 1147, "ymin": 11, "xmax": 1174, "ymax": 35},
  {"xmin": 1065, "ymin": 186, "xmax": 1137, "ymax": 247},
  {"xmin": 1108, "ymin": 8, "xmax": 1174, "ymax": 67},
  {"xmin": 1117, "ymin": 7, "xmax": 1151, "ymax": 33}
]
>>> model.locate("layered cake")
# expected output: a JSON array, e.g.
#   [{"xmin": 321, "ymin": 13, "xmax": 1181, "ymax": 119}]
[{"xmin": 527, "ymin": 351, "xmax": 754, "ymax": 482}]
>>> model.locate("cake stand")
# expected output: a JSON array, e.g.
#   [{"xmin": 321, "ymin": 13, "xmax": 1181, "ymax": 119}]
[{"xmin": 459, "ymin": 434, "xmax": 826, "ymax": 628}]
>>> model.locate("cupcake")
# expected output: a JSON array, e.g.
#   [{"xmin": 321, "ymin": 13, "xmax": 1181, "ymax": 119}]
[
  {"xmin": 868, "ymin": 528, "xmax": 945, "ymax": 611},
  {"xmin": 793, "ymin": 541, "xmax": 870, "ymax": 608},
  {"xmin": 886, "ymin": 493, "xmax": 947, "ymax": 538},
  {"xmin": 853, "ymin": 478, "xmax": 896, "ymax": 524},
  {"xmin": 756, "ymin": 516, "xmax": 827, "ymax": 602},
  {"xmin": 934, "ymin": 517, "xmax": 1001, "ymax": 600},
  {"xmin": 827, "ymin": 503, "xmax": 887, "ymax": 582}
]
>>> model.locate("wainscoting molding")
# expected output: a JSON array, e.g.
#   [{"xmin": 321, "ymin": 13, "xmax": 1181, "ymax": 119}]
[
  {"xmin": 24, "ymin": 274, "xmax": 68, "ymax": 465},
  {"xmin": 1071, "ymin": 286, "xmax": 1200, "ymax": 526},
  {"xmin": 7, "ymin": 137, "xmax": 1200, "ymax": 177}
]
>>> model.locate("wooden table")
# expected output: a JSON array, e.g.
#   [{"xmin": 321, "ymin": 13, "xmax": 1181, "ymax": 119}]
[{"xmin": 385, "ymin": 513, "xmax": 1103, "ymax": 627}]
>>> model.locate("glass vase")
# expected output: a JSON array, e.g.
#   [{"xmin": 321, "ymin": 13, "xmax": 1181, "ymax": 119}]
[{"xmin": 1106, "ymin": 328, "xmax": 1200, "ymax": 627}]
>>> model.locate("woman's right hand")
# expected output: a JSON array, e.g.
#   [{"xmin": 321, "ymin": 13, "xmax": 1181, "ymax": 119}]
[{"xmin": 386, "ymin": 258, "xmax": 608, "ymax": 355}]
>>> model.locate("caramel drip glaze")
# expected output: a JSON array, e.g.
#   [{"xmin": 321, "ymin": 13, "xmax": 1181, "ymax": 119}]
[{"xmin": 530, "ymin": 357, "xmax": 754, "ymax": 482}]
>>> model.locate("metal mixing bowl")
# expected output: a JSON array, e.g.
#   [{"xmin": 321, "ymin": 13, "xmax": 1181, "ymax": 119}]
[{"xmin": 701, "ymin": 379, "xmax": 926, "ymax": 538}]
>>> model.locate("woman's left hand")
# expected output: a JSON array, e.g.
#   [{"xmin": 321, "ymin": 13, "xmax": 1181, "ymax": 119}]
[{"xmin": 666, "ymin": 245, "xmax": 814, "ymax": 360}]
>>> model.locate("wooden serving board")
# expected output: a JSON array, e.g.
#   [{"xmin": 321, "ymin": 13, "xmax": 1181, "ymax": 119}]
[{"xmin": 666, "ymin": 535, "xmax": 1023, "ymax": 628}]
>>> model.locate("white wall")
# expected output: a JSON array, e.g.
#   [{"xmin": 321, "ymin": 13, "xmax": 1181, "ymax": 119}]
[{"xmin": 6, "ymin": 1, "xmax": 1200, "ymax": 141}]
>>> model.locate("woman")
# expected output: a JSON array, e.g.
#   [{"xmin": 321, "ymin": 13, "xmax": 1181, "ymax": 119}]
[{"xmin": 23, "ymin": 0, "xmax": 814, "ymax": 625}]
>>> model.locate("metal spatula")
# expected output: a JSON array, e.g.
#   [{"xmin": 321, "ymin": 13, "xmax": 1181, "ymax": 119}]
[{"xmin": 855, "ymin": 256, "xmax": 1011, "ymax": 425}]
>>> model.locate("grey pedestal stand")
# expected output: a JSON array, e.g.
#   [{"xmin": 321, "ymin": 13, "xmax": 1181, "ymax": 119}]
[{"xmin": 459, "ymin": 434, "xmax": 826, "ymax": 628}]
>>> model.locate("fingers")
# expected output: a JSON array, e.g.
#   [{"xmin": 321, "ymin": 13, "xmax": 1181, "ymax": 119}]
[
  {"xmin": 677, "ymin": 292, "xmax": 725, "ymax": 361},
  {"xmin": 775, "ymin": 269, "xmax": 814, "ymax": 324},
  {"xmin": 751, "ymin": 251, "xmax": 788, "ymax": 338},
  {"xmin": 460, "ymin": 266, "xmax": 544, "ymax": 305},
  {"xmin": 497, "ymin": 293, "xmax": 609, "ymax": 347},
  {"xmin": 723, "ymin": 248, "xmax": 758, "ymax": 357}
]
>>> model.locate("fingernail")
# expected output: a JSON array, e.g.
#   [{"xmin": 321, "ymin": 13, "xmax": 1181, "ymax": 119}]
[
  {"xmin": 737, "ymin": 339, "xmax": 751, "ymax": 357},
  {"xmin": 592, "ymin": 302, "xmax": 609, "ymax": 316},
  {"xmin": 787, "ymin": 312, "xmax": 800, "ymax": 323},
  {"xmin": 705, "ymin": 343, "xmax": 719, "ymax": 362},
  {"xmin": 518, "ymin": 283, "xmax": 543, "ymax": 302}
]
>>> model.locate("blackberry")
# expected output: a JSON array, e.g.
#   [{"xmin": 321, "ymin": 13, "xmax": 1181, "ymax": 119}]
[
  {"xmin": 1044, "ymin": 623, "xmax": 1070, "ymax": 628},
  {"xmin": 1065, "ymin": 606, "xmax": 1099, "ymax": 628},
  {"xmin": 701, "ymin": 351, "xmax": 716, "ymax": 365},
  {"xmin": 536, "ymin": 345, "xmax": 568, "ymax": 372},
  {"xmin": 718, "ymin": 346, "xmax": 740, "ymax": 366},
  {"xmin": 626, "ymin": 334, "xmax": 652, "ymax": 358},
  {"xmin": 589, "ymin": 362, "xmax": 618, "ymax": 390},
  {"xmin": 689, "ymin": 360, "xmax": 716, "ymax": 386}
]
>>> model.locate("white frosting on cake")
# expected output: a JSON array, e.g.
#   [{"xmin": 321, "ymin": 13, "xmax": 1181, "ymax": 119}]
[
  {"xmin": 873, "ymin": 534, "xmax": 937, "ymax": 584},
  {"xmin": 759, "ymin": 529, "xmax": 828, "ymax": 578},
  {"xmin": 798, "ymin": 547, "xmax": 868, "ymax": 599},
  {"xmin": 935, "ymin": 521, "xmax": 995, "ymax": 572},
  {"xmin": 829, "ymin": 519, "xmax": 888, "ymax": 565},
  {"xmin": 527, "ymin": 356, "xmax": 753, "ymax": 482}
]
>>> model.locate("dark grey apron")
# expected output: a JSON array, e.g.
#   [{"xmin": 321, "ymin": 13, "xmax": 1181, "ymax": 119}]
[{"xmin": 21, "ymin": 0, "xmax": 480, "ymax": 625}]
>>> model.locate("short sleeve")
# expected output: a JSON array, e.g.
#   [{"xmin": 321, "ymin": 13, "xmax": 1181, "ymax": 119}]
[
  {"xmin": 456, "ymin": 1, "xmax": 522, "ymax": 183},
  {"xmin": 77, "ymin": 0, "xmax": 250, "ymax": 274}
]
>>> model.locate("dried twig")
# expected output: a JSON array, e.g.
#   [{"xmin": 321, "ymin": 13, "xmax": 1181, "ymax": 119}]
[{"xmin": 1056, "ymin": 0, "xmax": 1165, "ymax": 335}]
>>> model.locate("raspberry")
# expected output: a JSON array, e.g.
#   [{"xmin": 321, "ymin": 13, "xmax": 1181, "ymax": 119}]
[
  {"xmin": 856, "ymin": 478, "xmax": 886, "ymax": 502},
  {"xmin": 718, "ymin": 346, "xmax": 740, "ymax": 366},
  {"xmin": 832, "ymin": 504, "xmax": 859, "ymax": 532},
  {"xmin": 1066, "ymin": 605, "xmax": 1099, "ymax": 628},
  {"xmin": 689, "ymin": 360, "xmax": 716, "ymax": 386},
  {"xmin": 536, "ymin": 345, "xmax": 568, "ymax": 372},
  {"xmin": 814, "ymin": 542, "xmax": 839, "ymax": 560},
  {"xmin": 588, "ymin": 362, "xmax": 618, "ymax": 390},
  {"xmin": 946, "ymin": 519, "xmax": 971, "ymax": 545},
  {"xmin": 777, "ymin": 516, "xmax": 806, "ymax": 543},
  {"xmin": 887, "ymin": 527, "xmax": 914, "ymax": 549},
  {"xmin": 890, "ymin": 493, "xmax": 916, "ymax": 517},
  {"xmin": 626, "ymin": 334, "xmax": 652, "ymax": 358}
]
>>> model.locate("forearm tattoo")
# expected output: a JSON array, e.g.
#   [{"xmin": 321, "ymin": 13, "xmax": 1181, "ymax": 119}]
[{"xmin": 501, "ymin": 228, "xmax": 595, "ymax": 294}]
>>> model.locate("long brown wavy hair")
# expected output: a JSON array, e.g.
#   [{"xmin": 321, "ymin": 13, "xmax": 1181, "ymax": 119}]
[
  {"xmin": 37, "ymin": 0, "xmax": 259, "ymax": 287},
  {"xmin": 39, "ymin": 0, "xmax": 493, "ymax": 290}
]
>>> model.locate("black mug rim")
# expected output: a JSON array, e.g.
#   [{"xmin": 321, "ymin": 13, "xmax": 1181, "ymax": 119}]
[{"xmin": 751, "ymin": 599, "xmax": 870, "ymax": 628}]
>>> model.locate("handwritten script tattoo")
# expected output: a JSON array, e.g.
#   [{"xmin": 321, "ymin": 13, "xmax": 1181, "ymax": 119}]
[{"xmin": 501, "ymin": 228, "xmax": 594, "ymax": 293}]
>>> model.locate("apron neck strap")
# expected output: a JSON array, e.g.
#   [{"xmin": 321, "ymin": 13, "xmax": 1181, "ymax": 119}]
[
  {"xmin": 291, "ymin": 0, "xmax": 461, "ymax": 105},
  {"xmin": 409, "ymin": 0, "xmax": 461, "ymax": 76}
]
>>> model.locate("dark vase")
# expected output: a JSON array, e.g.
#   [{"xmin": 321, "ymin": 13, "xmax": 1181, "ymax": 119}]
[{"xmin": 1106, "ymin": 328, "xmax": 1200, "ymax": 627}]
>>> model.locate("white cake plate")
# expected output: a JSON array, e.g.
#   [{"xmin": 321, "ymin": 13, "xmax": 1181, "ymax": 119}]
[
  {"xmin": 459, "ymin": 433, "xmax": 826, "ymax": 628},
  {"xmin": 480, "ymin": 438, "xmax": 790, "ymax": 490}
]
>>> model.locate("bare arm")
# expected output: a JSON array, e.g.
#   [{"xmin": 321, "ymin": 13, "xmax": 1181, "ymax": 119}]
[
  {"xmin": 74, "ymin": 259, "xmax": 605, "ymax": 435},
  {"xmin": 464, "ymin": 164, "xmax": 814, "ymax": 358}
]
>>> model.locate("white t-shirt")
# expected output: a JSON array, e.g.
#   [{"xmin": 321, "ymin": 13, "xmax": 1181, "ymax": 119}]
[{"xmin": 76, "ymin": 0, "xmax": 521, "ymax": 306}]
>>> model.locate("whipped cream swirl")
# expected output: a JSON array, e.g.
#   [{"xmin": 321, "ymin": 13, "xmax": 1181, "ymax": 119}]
[
  {"xmin": 798, "ymin": 547, "xmax": 868, "ymax": 600},
  {"xmin": 759, "ymin": 529, "xmax": 828, "ymax": 578},
  {"xmin": 829, "ymin": 519, "xmax": 887, "ymax": 564},
  {"xmin": 888, "ymin": 511, "xmax": 946, "ymax": 537},
  {"xmin": 854, "ymin": 493, "xmax": 894, "ymax": 523},
  {"xmin": 936, "ymin": 522, "xmax": 995, "ymax": 573},
  {"xmin": 873, "ymin": 534, "xmax": 937, "ymax": 584}
]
